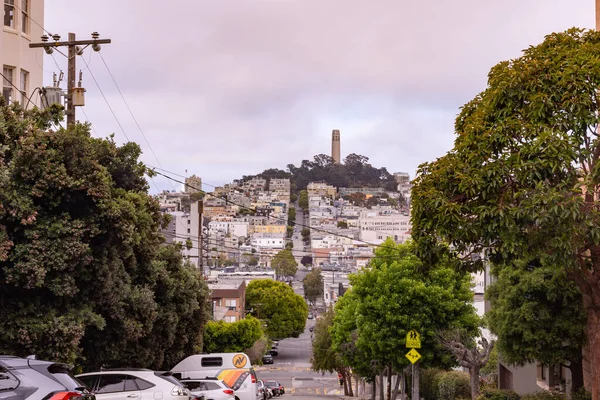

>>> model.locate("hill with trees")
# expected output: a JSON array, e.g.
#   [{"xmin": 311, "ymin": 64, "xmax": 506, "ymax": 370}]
[{"xmin": 241, "ymin": 153, "xmax": 398, "ymax": 192}]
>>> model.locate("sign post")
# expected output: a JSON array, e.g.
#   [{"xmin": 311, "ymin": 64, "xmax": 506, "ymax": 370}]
[{"xmin": 405, "ymin": 330, "xmax": 422, "ymax": 400}]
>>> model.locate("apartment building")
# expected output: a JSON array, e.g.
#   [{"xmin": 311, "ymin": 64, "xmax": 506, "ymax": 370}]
[
  {"xmin": 269, "ymin": 178, "xmax": 291, "ymax": 192},
  {"xmin": 209, "ymin": 281, "xmax": 246, "ymax": 322},
  {"xmin": 2, "ymin": 0, "xmax": 44, "ymax": 108},
  {"xmin": 338, "ymin": 187, "xmax": 386, "ymax": 197},
  {"xmin": 307, "ymin": 182, "xmax": 337, "ymax": 198},
  {"xmin": 251, "ymin": 233, "xmax": 284, "ymax": 250},
  {"xmin": 161, "ymin": 202, "xmax": 202, "ymax": 269},
  {"xmin": 358, "ymin": 209, "xmax": 411, "ymax": 244}
]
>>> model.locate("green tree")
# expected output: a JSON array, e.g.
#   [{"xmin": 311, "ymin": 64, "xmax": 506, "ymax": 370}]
[
  {"xmin": 247, "ymin": 255, "xmax": 259, "ymax": 266},
  {"xmin": 285, "ymin": 241, "xmax": 293, "ymax": 250},
  {"xmin": 337, "ymin": 220, "xmax": 348, "ymax": 229},
  {"xmin": 312, "ymin": 307, "xmax": 353, "ymax": 396},
  {"xmin": 346, "ymin": 192, "xmax": 366, "ymax": 207},
  {"xmin": 410, "ymin": 28, "xmax": 600, "ymax": 397},
  {"xmin": 301, "ymin": 228, "xmax": 311, "ymax": 239},
  {"xmin": 286, "ymin": 225, "xmax": 294, "ymax": 238},
  {"xmin": 486, "ymin": 257, "xmax": 587, "ymax": 393},
  {"xmin": 298, "ymin": 190, "xmax": 309, "ymax": 211},
  {"xmin": 246, "ymin": 280, "xmax": 307, "ymax": 338},
  {"xmin": 333, "ymin": 239, "xmax": 479, "ymax": 400},
  {"xmin": 203, "ymin": 317, "xmax": 263, "ymax": 353},
  {"xmin": 302, "ymin": 268, "xmax": 323, "ymax": 305},
  {"xmin": 271, "ymin": 249, "xmax": 297, "ymax": 277},
  {"xmin": 300, "ymin": 255, "xmax": 313, "ymax": 266},
  {"xmin": 0, "ymin": 103, "xmax": 210, "ymax": 369},
  {"xmin": 288, "ymin": 207, "xmax": 296, "ymax": 225}
]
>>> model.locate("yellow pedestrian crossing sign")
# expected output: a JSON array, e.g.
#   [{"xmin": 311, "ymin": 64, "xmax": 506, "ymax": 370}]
[
  {"xmin": 406, "ymin": 330, "xmax": 421, "ymax": 348},
  {"xmin": 406, "ymin": 349, "xmax": 421, "ymax": 364}
]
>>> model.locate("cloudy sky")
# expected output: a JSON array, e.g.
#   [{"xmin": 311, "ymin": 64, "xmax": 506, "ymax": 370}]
[{"xmin": 43, "ymin": 1, "xmax": 594, "ymax": 192}]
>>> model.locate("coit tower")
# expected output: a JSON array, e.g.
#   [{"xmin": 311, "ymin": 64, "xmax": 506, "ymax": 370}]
[{"xmin": 332, "ymin": 129, "xmax": 341, "ymax": 164}]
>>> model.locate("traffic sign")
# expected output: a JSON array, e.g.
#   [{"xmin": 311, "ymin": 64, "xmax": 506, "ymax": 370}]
[
  {"xmin": 406, "ymin": 330, "xmax": 421, "ymax": 348},
  {"xmin": 405, "ymin": 349, "xmax": 421, "ymax": 364}
]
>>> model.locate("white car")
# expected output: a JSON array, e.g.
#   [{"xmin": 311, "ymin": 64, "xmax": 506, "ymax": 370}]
[
  {"xmin": 180, "ymin": 378, "xmax": 235, "ymax": 400},
  {"xmin": 77, "ymin": 369, "xmax": 191, "ymax": 400}
]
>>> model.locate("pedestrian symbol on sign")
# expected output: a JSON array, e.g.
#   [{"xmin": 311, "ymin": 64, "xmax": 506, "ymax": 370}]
[{"xmin": 405, "ymin": 330, "xmax": 421, "ymax": 348}]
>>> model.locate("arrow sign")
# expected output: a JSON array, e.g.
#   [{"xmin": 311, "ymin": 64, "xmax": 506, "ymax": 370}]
[{"xmin": 405, "ymin": 349, "xmax": 421, "ymax": 364}]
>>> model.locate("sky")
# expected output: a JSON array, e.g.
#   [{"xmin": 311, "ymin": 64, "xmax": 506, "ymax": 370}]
[{"xmin": 43, "ymin": 1, "xmax": 594, "ymax": 193}]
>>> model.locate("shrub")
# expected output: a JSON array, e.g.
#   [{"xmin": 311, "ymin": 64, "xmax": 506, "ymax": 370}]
[
  {"xmin": 572, "ymin": 388, "xmax": 591, "ymax": 400},
  {"xmin": 438, "ymin": 370, "xmax": 471, "ymax": 400},
  {"xmin": 420, "ymin": 368, "xmax": 445, "ymax": 400},
  {"xmin": 521, "ymin": 392, "xmax": 565, "ymax": 400},
  {"xmin": 477, "ymin": 388, "xmax": 521, "ymax": 400}
]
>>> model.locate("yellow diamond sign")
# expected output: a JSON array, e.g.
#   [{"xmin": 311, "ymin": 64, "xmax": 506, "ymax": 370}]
[
  {"xmin": 406, "ymin": 330, "xmax": 421, "ymax": 348},
  {"xmin": 406, "ymin": 349, "xmax": 421, "ymax": 364}
]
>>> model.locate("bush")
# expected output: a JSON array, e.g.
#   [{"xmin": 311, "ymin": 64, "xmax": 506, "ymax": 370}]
[
  {"xmin": 438, "ymin": 370, "xmax": 471, "ymax": 400},
  {"xmin": 572, "ymin": 388, "xmax": 592, "ymax": 400},
  {"xmin": 477, "ymin": 388, "xmax": 520, "ymax": 400},
  {"xmin": 420, "ymin": 368, "xmax": 445, "ymax": 400},
  {"xmin": 521, "ymin": 392, "xmax": 565, "ymax": 400}
]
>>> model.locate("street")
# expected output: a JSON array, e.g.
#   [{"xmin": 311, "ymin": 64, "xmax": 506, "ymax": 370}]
[{"xmin": 255, "ymin": 317, "xmax": 340, "ymax": 399}]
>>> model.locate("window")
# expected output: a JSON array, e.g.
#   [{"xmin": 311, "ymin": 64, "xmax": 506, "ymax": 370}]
[
  {"xmin": 0, "ymin": 370, "xmax": 19, "ymax": 390},
  {"xmin": 134, "ymin": 378, "xmax": 154, "ymax": 390},
  {"xmin": 96, "ymin": 374, "xmax": 126, "ymax": 393},
  {"xmin": 19, "ymin": 0, "xmax": 26, "ymax": 33},
  {"xmin": 200, "ymin": 357, "xmax": 223, "ymax": 367},
  {"xmin": 2, "ymin": 66, "xmax": 14, "ymax": 103},
  {"xmin": 78, "ymin": 375, "xmax": 98, "ymax": 391},
  {"xmin": 205, "ymin": 382, "xmax": 221, "ymax": 390},
  {"xmin": 19, "ymin": 69, "xmax": 27, "ymax": 105},
  {"xmin": 225, "ymin": 299, "xmax": 237, "ymax": 307},
  {"xmin": 225, "ymin": 315, "xmax": 237, "ymax": 322},
  {"xmin": 4, "ymin": 0, "xmax": 14, "ymax": 28}
]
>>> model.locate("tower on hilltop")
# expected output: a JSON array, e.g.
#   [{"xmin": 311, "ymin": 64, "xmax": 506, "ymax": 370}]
[{"xmin": 332, "ymin": 129, "xmax": 341, "ymax": 164}]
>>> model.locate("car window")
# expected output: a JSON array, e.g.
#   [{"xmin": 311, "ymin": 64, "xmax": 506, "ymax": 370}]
[
  {"xmin": 205, "ymin": 382, "xmax": 221, "ymax": 390},
  {"xmin": 124, "ymin": 376, "xmax": 138, "ymax": 391},
  {"xmin": 0, "ymin": 371, "xmax": 19, "ymax": 391},
  {"xmin": 97, "ymin": 374, "xmax": 127, "ymax": 393},
  {"xmin": 78, "ymin": 375, "xmax": 98, "ymax": 391},
  {"xmin": 134, "ymin": 378, "xmax": 154, "ymax": 390},
  {"xmin": 183, "ymin": 381, "xmax": 204, "ymax": 391}
]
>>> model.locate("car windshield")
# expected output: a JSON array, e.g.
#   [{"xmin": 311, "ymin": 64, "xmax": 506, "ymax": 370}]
[{"xmin": 264, "ymin": 382, "xmax": 278, "ymax": 387}]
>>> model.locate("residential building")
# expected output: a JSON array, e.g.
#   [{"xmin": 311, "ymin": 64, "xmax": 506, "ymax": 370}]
[
  {"xmin": 184, "ymin": 174, "xmax": 202, "ymax": 194},
  {"xmin": 157, "ymin": 190, "xmax": 190, "ymax": 212},
  {"xmin": 307, "ymin": 182, "xmax": 337, "ymax": 198},
  {"xmin": 253, "ymin": 224, "xmax": 286, "ymax": 235},
  {"xmin": 338, "ymin": 187, "xmax": 386, "ymax": 197},
  {"xmin": 161, "ymin": 202, "xmax": 202, "ymax": 269},
  {"xmin": 2, "ymin": 0, "xmax": 44, "ymax": 107},
  {"xmin": 209, "ymin": 281, "xmax": 246, "ymax": 322},
  {"xmin": 251, "ymin": 233, "xmax": 284, "ymax": 250},
  {"xmin": 269, "ymin": 178, "xmax": 291, "ymax": 192},
  {"xmin": 358, "ymin": 209, "xmax": 411, "ymax": 244}
]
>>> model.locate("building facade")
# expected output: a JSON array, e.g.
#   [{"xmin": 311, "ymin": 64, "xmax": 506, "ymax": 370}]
[
  {"xmin": 2, "ymin": 0, "xmax": 44, "ymax": 107},
  {"xmin": 185, "ymin": 174, "xmax": 202, "ymax": 194}
]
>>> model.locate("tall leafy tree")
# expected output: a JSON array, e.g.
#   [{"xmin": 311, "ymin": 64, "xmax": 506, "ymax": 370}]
[
  {"xmin": 302, "ymin": 267, "xmax": 324, "ymax": 305},
  {"xmin": 0, "ymin": 102, "xmax": 210, "ymax": 369},
  {"xmin": 486, "ymin": 257, "xmax": 587, "ymax": 394},
  {"xmin": 271, "ymin": 249, "xmax": 297, "ymax": 278},
  {"xmin": 246, "ymin": 279, "xmax": 307, "ymax": 339},
  {"xmin": 410, "ymin": 28, "xmax": 600, "ymax": 397}
]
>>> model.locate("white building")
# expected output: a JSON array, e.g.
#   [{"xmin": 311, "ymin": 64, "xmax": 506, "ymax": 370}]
[
  {"xmin": 269, "ymin": 178, "xmax": 290, "ymax": 191},
  {"xmin": 2, "ymin": 0, "xmax": 44, "ymax": 107},
  {"xmin": 162, "ymin": 201, "xmax": 202, "ymax": 269},
  {"xmin": 358, "ymin": 209, "xmax": 411, "ymax": 244},
  {"xmin": 251, "ymin": 233, "xmax": 285, "ymax": 250}
]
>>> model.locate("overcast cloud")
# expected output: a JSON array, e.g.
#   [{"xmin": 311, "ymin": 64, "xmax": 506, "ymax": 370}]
[{"xmin": 43, "ymin": 1, "xmax": 594, "ymax": 192}]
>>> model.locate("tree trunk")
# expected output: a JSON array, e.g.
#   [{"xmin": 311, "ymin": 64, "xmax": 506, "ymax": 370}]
[
  {"xmin": 391, "ymin": 373, "xmax": 401, "ymax": 400},
  {"xmin": 589, "ymin": 306, "xmax": 600, "ymax": 400},
  {"xmin": 568, "ymin": 357, "xmax": 584, "ymax": 398},
  {"xmin": 469, "ymin": 366, "xmax": 480, "ymax": 400},
  {"xmin": 371, "ymin": 375, "xmax": 376, "ymax": 400},
  {"xmin": 411, "ymin": 363, "xmax": 420, "ymax": 400},
  {"xmin": 379, "ymin": 373, "xmax": 385, "ymax": 400},
  {"xmin": 355, "ymin": 375, "xmax": 360, "ymax": 398},
  {"xmin": 387, "ymin": 364, "xmax": 392, "ymax": 400},
  {"xmin": 346, "ymin": 371, "xmax": 354, "ymax": 397}
]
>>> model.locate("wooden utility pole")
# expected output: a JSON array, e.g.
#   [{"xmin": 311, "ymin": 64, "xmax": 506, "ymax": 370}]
[
  {"xmin": 597, "ymin": 0, "xmax": 600, "ymax": 30},
  {"xmin": 29, "ymin": 32, "xmax": 111, "ymax": 127}
]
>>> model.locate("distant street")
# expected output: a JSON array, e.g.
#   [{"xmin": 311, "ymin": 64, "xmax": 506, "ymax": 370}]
[{"xmin": 255, "ymin": 317, "xmax": 340, "ymax": 398}]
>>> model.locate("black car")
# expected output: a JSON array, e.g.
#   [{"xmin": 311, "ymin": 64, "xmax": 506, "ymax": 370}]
[
  {"xmin": 263, "ymin": 381, "xmax": 285, "ymax": 396},
  {"xmin": 269, "ymin": 347, "xmax": 278, "ymax": 357},
  {"xmin": 0, "ymin": 355, "xmax": 94, "ymax": 400},
  {"xmin": 262, "ymin": 354, "xmax": 274, "ymax": 364}
]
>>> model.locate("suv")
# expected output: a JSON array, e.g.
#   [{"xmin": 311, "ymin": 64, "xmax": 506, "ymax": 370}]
[
  {"xmin": 0, "ymin": 355, "xmax": 94, "ymax": 400},
  {"xmin": 179, "ymin": 378, "xmax": 235, "ymax": 400},
  {"xmin": 77, "ymin": 369, "xmax": 191, "ymax": 400}
]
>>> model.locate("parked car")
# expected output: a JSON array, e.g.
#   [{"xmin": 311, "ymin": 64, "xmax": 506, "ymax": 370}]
[
  {"xmin": 263, "ymin": 381, "xmax": 284, "ymax": 396},
  {"xmin": 269, "ymin": 346, "xmax": 278, "ymax": 357},
  {"xmin": 307, "ymin": 312, "xmax": 314, "ymax": 319},
  {"xmin": 77, "ymin": 369, "xmax": 191, "ymax": 400},
  {"xmin": 179, "ymin": 378, "xmax": 234, "ymax": 400},
  {"xmin": 309, "ymin": 326, "xmax": 314, "ymax": 332},
  {"xmin": 0, "ymin": 355, "xmax": 94, "ymax": 400},
  {"xmin": 257, "ymin": 380, "xmax": 270, "ymax": 400},
  {"xmin": 262, "ymin": 354, "xmax": 274, "ymax": 364}
]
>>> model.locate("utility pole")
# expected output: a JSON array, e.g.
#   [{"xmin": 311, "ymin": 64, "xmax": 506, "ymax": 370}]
[
  {"xmin": 597, "ymin": 0, "xmax": 600, "ymax": 31},
  {"xmin": 29, "ymin": 32, "xmax": 111, "ymax": 127},
  {"xmin": 198, "ymin": 199, "xmax": 204, "ymax": 275}
]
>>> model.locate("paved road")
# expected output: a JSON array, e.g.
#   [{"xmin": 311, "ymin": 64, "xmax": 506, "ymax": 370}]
[{"xmin": 255, "ymin": 316, "xmax": 341, "ymax": 397}]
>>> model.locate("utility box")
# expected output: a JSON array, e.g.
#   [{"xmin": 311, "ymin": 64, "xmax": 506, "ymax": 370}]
[
  {"xmin": 41, "ymin": 86, "xmax": 63, "ymax": 107},
  {"xmin": 72, "ymin": 87, "xmax": 85, "ymax": 106}
]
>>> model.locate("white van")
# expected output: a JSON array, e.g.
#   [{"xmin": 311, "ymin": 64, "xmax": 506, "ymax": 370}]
[{"xmin": 172, "ymin": 353, "xmax": 258, "ymax": 400}]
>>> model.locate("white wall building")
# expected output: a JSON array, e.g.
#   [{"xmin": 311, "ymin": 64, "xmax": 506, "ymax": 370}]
[
  {"xmin": 2, "ymin": 0, "xmax": 44, "ymax": 107},
  {"xmin": 358, "ymin": 210, "xmax": 411, "ymax": 244},
  {"xmin": 251, "ymin": 233, "xmax": 284, "ymax": 250}
]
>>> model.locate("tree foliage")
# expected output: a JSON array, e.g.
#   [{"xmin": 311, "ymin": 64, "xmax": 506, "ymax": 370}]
[
  {"xmin": 303, "ymin": 268, "xmax": 324, "ymax": 305},
  {"xmin": 300, "ymin": 255, "xmax": 313, "ymax": 266},
  {"xmin": 331, "ymin": 239, "xmax": 479, "ymax": 392},
  {"xmin": 271, "ymin": 249, "xmax": 297, "ymax": 277},
  {"xmin": 298, "ymin": 190, "xmax": 309, "ymax": 211},
  {"xmin": 410, "ymin": 28, "xmax": 600, "ymax": 396},
  {"xmin": 203, "ymin": 317, "xmax": 263, "ymax": 353},
  {"xmin": 246, "ymin": 279, "xmax": 307, "ymax": 339},
  {"xmin": 0, "ymin": 103, "xmax": 210, "ymax": 370}
]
